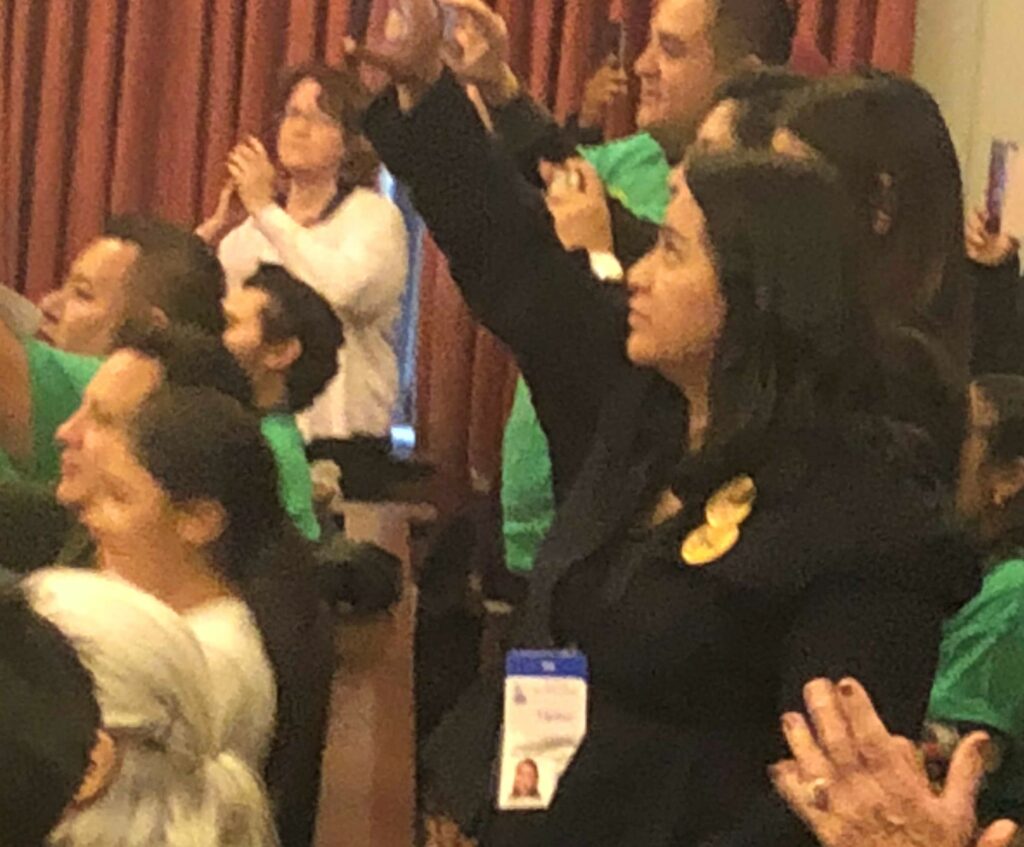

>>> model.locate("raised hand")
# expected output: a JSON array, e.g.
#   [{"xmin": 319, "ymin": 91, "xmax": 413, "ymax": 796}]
[
  {"xmin": 579, "ymin": 61, "xmax": 629, "ymax": 129},
  {"xmin": 544, "ymin": 158, "xmax": 614, "ymax": 256},
  {"xmin": 227, "ymin": 138, "xmax": 277, "ymax": 216},
  {"xmin": 195, "ymin": 180, "xmax": 244, "ymax": 244},
  {"xmin": 438, "ymin": 0, "xmax": 515, "ymax": 102},
  {"xmin": 966, "ymin": 207, "xmax": 1019, "ymax": 267},
  {"xmin": 771, "ymin": 678, "xmax": 1017, "ymax": 847}
]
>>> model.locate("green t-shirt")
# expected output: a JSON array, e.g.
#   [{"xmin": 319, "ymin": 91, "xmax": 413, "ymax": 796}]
[
  {"xmin": 499, "ymin": 134, "xmax": 670, "ymax": 573},
  {"xmin": 579, "ymin": 132, "xmax": 672, "ymax": 225},
  {"xmin": 260, "ymin": 413, "xmax": 321, "ymax": 542},
  {"xmin": 929, "ymin": 557, "xmax": 1024, "ymax": 820},
  {"xmin": 1, "ymin": 340, "xmax": 103, "ymax": 484},
  {"xmin": 501, "ymin": 379, "xmax": 556, "ymax": 573}
]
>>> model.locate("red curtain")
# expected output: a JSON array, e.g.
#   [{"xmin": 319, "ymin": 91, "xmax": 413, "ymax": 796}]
[
  {"xmin": 0, "ymin": 0, "xmax": 397, "ymax": 303},
  {"xmin": 1, "ymin": 0, "xmax": 918, "ymax": 503}
]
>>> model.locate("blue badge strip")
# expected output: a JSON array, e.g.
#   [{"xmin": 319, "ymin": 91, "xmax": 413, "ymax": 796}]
[{"xmin": 506, "ymin": 650, "xmax": 589, "ymax": 681}]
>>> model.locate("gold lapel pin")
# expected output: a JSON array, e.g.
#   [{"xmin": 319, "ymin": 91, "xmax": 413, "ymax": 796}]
[{"xmin": 681, "ymin": 475, "xmax": 756, "ymax": 567}]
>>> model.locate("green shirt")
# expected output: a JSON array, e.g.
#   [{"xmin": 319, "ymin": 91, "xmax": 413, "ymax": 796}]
[
  {"xmin": 3, "ymin": 340, "xmax": 103, "ymax": 484},
  {"xmin": 260, "ymin": 413, "xmax": 321, "ymax": 542},
  {"xmin": 499, "ymin": 134, "xmax": 670, "ymax": 573},
  {"xmin": 929, "ymin": 557, "xmax": 1024, "ymax": 820},
  {"xmin": 501, "ymin": 379, "xmax": 556, "ymax": 573},
  {"xmin": 579, "ymin": 132, "xmax": 672, "ymax": 225}
]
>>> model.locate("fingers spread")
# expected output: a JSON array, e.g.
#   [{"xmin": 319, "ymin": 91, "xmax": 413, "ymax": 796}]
[
  {"xmin": 781, "ymin": 710, "xmax": 833, "ymax": 781},
  {"xmin": 804, "ymin": 679, "xmax": 857, "ymax": 774}
]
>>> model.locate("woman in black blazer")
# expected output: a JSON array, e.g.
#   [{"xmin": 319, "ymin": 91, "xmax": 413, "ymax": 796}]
[{"xmin": 362, "ymin": 11, "xmax": 976, "ymax": 845}]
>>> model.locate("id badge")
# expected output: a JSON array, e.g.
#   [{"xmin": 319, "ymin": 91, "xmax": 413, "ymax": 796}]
[{"xmin": 497, "ymin": 650, "xmax": 588, "ymax": 812}]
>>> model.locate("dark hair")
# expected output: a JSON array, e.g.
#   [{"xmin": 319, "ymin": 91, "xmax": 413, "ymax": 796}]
[
  {"xmin": 115, "ymin": 323, "xmax": 254, "ymax": 408},
  {"xmin": 129, "ymin": 386, "xmax": 334, "ymax": 847},
  {"xmin": 973, "ymin": 375, "xmax": 1024, "ymax": 466},
  {"xmin": 129, "ymin": 386, "xmax": 291, "ymax": 586},
  {"xmin": 711, "ymin": 0, "xmax": 795, "ymax": 67},
  {"xmin": 244, "ymin": 265, "xmax": 343, "ymax": 412},
  {"xmin": 678, "ymin": 152, "xmax": 875, "ymax": 488},
  {"xmin": 106, "ymin": 216, "xmax": 227, "ymax": 336},
  {"xmin": 0, "ymin": 482, "xmax": 75, "ymax": 574},
  {"xmin": 711, "ymin": 68, "xmax": 810, "ymax": 148},
  {"xmin": 779, "ymin": 73, "xmax": 971, "ymax": 374},
  {"xmin": 277, "ymin": 63, "xmax": 380, "ymax": 191},
  {"xmin": 0, "ymin": 588, "xmax": 100, "ymax": 847}
]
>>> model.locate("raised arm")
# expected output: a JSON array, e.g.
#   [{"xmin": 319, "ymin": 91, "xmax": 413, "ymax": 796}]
[
  {"xmin": 366, "ymin": 67, "xmax": 628, "ymax": 389},
  {"xmin": 248, "ymin": 192, "xmax": 409, "ymax": 322}
]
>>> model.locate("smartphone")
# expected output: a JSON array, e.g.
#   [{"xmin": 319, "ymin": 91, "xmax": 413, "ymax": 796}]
[{"xmin": 986, "ymin": 139, "xmax": 1019, "ymax": 235}]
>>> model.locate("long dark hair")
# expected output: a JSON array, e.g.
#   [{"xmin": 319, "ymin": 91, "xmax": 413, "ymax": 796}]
[
  {"xmin": 678, "ymin": 152, "xmax": 870, "ymax": 488},
  {"xmin": 128, "ymin": 386, "xmax": 295, "ymax": 584},
  {"xmin": 128, "ymin": 386, "xmax": 334, "ymax": 846},
  {"xmin": 778, "ymin": 73, "xmax": 971, "ymax": 376}
]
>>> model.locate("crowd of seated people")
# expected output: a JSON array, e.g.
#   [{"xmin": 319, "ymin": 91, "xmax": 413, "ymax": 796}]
[{"xmin": 4, "ymin": 0, "xmax": 1024, "ymax": 845}]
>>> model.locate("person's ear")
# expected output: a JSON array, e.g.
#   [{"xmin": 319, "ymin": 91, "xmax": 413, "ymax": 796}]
[
  {"xmin": 148, "ymin": 306, "xmax": 170, "ymax": 331},
  {"xmin": 736, "ymin": 54, "xmax": 763, "ymax": 73},
  {"xmin": 72, "ymin": 730, "xmax": 118, "ymax": 808},
  {"xmin": 264, "ymin": 337, "xmax": 302, "ymax": 374},
  {"xmin": 175, "ymin": 498, "xmax": 227, "ymax": 548},
  {"xmin": 992, "ymin": 458, "xmax": 1024, "ymax": 508},
  {"xmin": 871, "ymin": 172, "xmax": 897, "ymax": 236}
]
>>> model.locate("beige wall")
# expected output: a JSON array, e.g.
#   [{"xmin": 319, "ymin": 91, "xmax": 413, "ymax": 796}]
[{"xmin": 915, "ymin": 0, "xmax": 1024, "ymax": 206}]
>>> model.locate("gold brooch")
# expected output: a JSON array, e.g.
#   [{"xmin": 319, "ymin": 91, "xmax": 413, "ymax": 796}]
[{"xmin": 681, "ymin": 475, "xmax": 756, "ymax": 567}]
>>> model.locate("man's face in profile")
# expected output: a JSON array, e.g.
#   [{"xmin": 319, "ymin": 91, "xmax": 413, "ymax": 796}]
[{"xmin": 39, "ymin": 238, "xmax": 140, "ymax": 356}]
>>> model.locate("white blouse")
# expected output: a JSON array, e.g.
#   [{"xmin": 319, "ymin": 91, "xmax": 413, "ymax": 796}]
[{"xmin": 218, "ymin": 187, "xmax": 410, "ymax": 442}]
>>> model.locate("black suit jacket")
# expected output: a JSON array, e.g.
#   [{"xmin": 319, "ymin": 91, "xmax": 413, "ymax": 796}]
[
  {"xmin": 972, "ymin": 256, "xmax": 1024, "ymax": 375},
  {"xmin": 366, "ymin": 75, "xmax": 979, "ymax": 846}
]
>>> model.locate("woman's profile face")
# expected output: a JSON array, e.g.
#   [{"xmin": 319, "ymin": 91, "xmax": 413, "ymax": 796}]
[
  {"xmin": 277, "ymin": 78, "xmax": 345, "ymax": 176},
  {"xmin": 80, "ymin": 436, "xmax": 178, "ymax": 548},
  {"xmin": 626, "ymin": 166, "xmax": 725, "ymax": 376}
]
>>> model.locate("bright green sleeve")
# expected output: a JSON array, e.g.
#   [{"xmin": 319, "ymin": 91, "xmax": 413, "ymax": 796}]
[
  {"xmin": 23, "ymin": 340, "xmax": 102, "ymax": 484},
  {"xmin": 500, "ymin": 378, "xmax": 555, "ymax": 574},
  {"xmin": 259, "ymin": 414, "xmax": 320, "ymax": 542},
  {"xmin": 929, "ymin": 559, "xmax": 1024, "ymax": 738}
]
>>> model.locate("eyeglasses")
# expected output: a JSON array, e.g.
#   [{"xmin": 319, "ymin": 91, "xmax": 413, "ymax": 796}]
[{"xmin": 282, "ymin": 107, "xmax": 341, "ymax": 128}]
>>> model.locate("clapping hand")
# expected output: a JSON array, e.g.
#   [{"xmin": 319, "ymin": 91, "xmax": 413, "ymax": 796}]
[
  {"xmin": 227, "ymin": 138, "xmax": 277, "ymax": 216},
  {"xmin": 195, "ymin": 180, "xmax": 245, "ymax": 244},
  {"xmin": 771, "ymin": 678, "xmax": 1017, "ymax": 847}
]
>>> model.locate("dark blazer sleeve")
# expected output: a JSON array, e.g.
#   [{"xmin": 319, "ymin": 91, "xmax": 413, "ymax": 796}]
[
  {"xmin": 972, "ymin": 256, "xmax": 1023, "ymax": 375},
  {"xmin": 364, "ymin": 72, "xmax": 631, "ymax": 472},
  {"xmin": 703, "ymin": 573, "xmax": 950, "ymax": 847}
]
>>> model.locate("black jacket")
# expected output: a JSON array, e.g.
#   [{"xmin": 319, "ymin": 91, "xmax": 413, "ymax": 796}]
[
  {"xmin": 365, "ymin": 74, "xmax": 978, "ymax": 846},
  {"xmin": 972, "ymin": 256, "xmax": 1024, "ymax": 375}
]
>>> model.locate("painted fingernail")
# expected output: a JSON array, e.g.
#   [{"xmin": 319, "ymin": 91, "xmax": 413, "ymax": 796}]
[{"xmin": 838, "ymin": 679, "xmax": 857, "ymax": 697}]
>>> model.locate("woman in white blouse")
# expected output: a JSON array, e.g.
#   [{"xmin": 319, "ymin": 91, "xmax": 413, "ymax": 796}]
[{"xmin": 199, "ymin": 63, "xmax": 409, "ymax": 444}]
